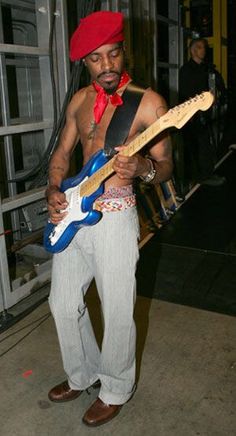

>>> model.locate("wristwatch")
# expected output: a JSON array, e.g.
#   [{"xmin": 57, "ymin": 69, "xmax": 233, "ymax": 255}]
[{"xmin": 140, "ymin": 158, "xmax": 157, "ymax": 183}]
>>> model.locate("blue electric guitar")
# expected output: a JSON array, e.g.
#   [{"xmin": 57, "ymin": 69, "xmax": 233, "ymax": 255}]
[{"xmin": 44, "ymin": 91, "xmax": 214, "ymax": 253}]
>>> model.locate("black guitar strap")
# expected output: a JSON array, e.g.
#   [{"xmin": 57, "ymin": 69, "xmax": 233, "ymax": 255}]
[{"xmin": 104, "ymin": 84, "xmax": 145, "ymax": 157}]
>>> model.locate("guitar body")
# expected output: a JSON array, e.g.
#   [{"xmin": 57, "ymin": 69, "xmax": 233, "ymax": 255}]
[{"xmin": 44, "ymin": 150, "xmax": 108, "ymax": 253}]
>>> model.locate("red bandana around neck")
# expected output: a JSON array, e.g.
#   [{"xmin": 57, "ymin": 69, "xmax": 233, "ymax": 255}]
[{"xmin": 92, "ymin": 71, "xmax": 131, "ymax": 124}]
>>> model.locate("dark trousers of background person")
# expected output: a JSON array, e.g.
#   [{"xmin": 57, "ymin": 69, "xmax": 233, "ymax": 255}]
[{"xmin": 182, "ymin": 116, "xmax": 216, "ymax": 184}]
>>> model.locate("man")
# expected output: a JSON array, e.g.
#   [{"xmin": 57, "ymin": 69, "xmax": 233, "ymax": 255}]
[
  {"xmin": 179, "ymin": 37, "xmax": 226, "ymax": 187},
  {"xmin": 46, "ymin": 11, "xmax": 173, "ymax": 427}
]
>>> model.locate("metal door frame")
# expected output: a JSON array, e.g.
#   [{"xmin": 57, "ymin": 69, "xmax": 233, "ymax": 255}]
[{"xmin": 0, "ymin": 0, "xmax": 69, "ymax": 312}]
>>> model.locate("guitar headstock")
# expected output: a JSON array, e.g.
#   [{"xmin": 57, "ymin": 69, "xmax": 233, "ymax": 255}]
[{"xmin": 160, "ymin": 91, "xmax": 214, "ymax": 130}]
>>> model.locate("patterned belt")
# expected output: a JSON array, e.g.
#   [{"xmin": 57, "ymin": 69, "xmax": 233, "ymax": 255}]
[{"xmin": 94, "ymin": 194, "xmax": 136, "ymax": 212}]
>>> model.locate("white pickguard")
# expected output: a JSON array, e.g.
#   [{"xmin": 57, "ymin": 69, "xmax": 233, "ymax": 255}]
[{"xmin": 49, "ymin": 180, "xmax": 89, "ymax": 246}]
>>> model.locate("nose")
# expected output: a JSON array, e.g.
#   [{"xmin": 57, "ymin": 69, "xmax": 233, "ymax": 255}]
[{"xmin": 101, "ymin": 55, "xmax": 113, "ymax": 71}]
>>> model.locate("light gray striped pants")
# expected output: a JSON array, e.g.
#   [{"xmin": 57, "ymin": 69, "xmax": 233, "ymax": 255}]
[{"xmin": 49, "ymin": 206, "xmax": 140, "ymax": 405}]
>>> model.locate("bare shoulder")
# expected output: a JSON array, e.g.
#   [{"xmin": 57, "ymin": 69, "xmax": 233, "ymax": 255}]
[
  {"xmin": 66, "ymin": 86, "xmax": 90, "ymax": 116},
  {"xmin": 142, "ymin": 88, "xmax": 168, "ymax": 117},
  {"xmin": 133, "ymin": 87, "xmax": 168, "ymax": 130}
]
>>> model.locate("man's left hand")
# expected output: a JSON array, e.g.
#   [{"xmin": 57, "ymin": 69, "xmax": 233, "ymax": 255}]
[{"xmin": 113, "ymin": 145, "xmax": 150, "ymax": 179}]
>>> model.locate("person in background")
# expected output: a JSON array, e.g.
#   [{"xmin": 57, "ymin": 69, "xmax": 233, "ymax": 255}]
[
  {"xmin": 45, "ymin": 11, "xmax": 173, "ymax": 427},
  {"xmin": 179, "ymin": 37, "xmax": 226, "ymax": 187}
]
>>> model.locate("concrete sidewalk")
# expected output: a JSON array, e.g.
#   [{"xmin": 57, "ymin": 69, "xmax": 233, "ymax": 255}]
[{"xmin": 0, "ymin": 289, "xmax": 235, "ymax": 436}]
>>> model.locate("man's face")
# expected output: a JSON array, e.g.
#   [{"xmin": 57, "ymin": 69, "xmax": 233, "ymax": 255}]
[
  {"xmin": 84, "ymin": 43, "xmax": 124, "ymax": 93},
  {"xmin": 191, "ymin": 41, "xmax": 206, "ymax": 62}
]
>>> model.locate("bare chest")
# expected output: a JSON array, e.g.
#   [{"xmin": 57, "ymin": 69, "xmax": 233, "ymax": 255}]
[
  {"xmin": 76, "ymin": 88, "xmax": 144, "ymax": 166},
  {"xmin": 77, "ymin": 98, "xmax": 118, "ymax": 163}
]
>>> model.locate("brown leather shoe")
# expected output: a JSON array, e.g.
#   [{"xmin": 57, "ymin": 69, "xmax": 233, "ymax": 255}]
[
  {"xmin": 48, "ymin": 379, "xmax": 101, "ymax": 403},
  {"xmin": 82, "ymin": 398, "xmax": 122, "ymax": 427}
]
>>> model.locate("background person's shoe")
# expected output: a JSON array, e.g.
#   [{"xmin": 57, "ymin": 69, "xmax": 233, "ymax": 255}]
[{"xmin": 200, "ymin": 175, "xmax": 226, "ymax": 186}]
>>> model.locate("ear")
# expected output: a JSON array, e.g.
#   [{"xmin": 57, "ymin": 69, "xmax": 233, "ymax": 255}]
[
  {"xmin": 190, "ymin": 45, "xmax": 195, "ymax": 56},
  {"xmin": 83, "ymin": 59, "xmax": 87, "ymax": 67}
]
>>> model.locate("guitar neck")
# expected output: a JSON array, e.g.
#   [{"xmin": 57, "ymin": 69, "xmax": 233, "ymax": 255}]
[{"xmin": 80, "ymin": 117, "xmax": 161, "ymax": 197}]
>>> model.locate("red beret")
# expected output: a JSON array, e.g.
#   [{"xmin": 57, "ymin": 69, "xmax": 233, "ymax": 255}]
[{"xmin": 70, "ymin": 11, "xmax": 124, "ymax": 61}]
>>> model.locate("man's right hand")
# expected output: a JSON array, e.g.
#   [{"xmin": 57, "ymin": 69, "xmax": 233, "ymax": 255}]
[{"xmin": 45, "ymin": 186, "xmax": 68, "ymax": 224}]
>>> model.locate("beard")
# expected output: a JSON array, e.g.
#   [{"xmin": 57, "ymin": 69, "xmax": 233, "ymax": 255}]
[
  {"xmin": 97, "ymin": 71, "xmax": 121, "ymax": 94},
  {"xmin": 105, "ymin": 85, "xmax": 117, "ymax": 95}
]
